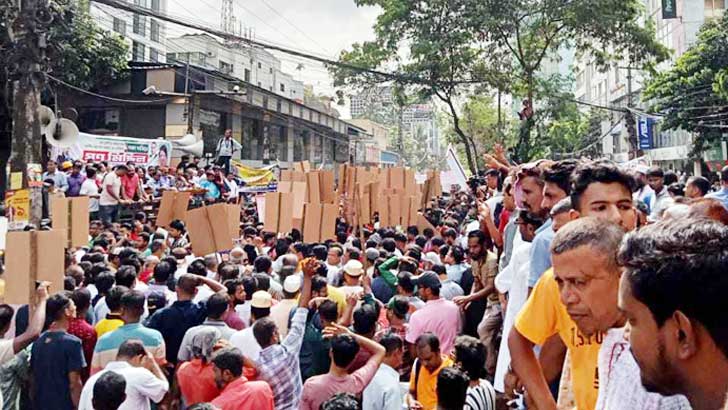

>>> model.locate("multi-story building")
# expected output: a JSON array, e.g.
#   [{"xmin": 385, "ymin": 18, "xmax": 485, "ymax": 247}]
[
  {"xmin": 166, "ymin": 34, "xmax": 305, "ymax": 102},
  {"xmin": 349, "ymin": 86, "xmax": 441, "ymax": 157},
  {"xmin": 91, "ymin": 0, "xmax": 168, "ymax": 63},
  {"xmin": 575, "ymin": 0, "xmax": 725, "ymax": 171}
]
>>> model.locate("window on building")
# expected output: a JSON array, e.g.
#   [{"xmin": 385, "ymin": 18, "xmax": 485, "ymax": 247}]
[
  {"xmin": 219, "ymin": 61, "xmax": 233, "ymax": 74},
  {"xmin": 244, "ymin": 69, "xmax": 251, "ymax": 82},
  {"xmin": 113, "ymin": 18, "xmax": 126, "ymax": 36},
  {"xmin": 151, "ymin": 0, "xmax": 160, "ymax": 11},
  {"xmin": 133, "ymin": 14, "xmax": 145, "ymax": 36},
  {"xmin": 150, "ymin": 19, "xmax": 160, "ymax": 42},
  {"xmin": 258, "ymin": 62, "xmax": 262, "ymax": 69},
  {"xmin": 150, "ymin": 48, "xmax": 160, "ymax": 62},
  {"xmin": 132, "ymin": 41, "xmax": 146, "ymax": 61},
  {"xmin": 614, "ymin": 65, "xmax": 621, "ymax": 85},
  {"xmin": 280, "ymin": 83, "xmax": 285, "ymax": 92},
  {"xmin": 269, "ymin": 67, "xmax": 273, "ymax": 74},
  {"xmin": 257, "ymin": 82, "xmax": 262, "ymax": 87}
]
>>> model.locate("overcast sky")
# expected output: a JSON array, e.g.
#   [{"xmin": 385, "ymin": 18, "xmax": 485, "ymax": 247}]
[{"xmin": 166, "ymin": 0, "xmax": 381, "ymax": 118}]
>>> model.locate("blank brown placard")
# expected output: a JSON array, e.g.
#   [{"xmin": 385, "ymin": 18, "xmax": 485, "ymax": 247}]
[{"xmin": 4, "ymin": 230, "xmax": 65, "ymax": 305}]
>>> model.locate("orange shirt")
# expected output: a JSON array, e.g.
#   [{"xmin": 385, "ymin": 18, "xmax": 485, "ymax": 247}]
[
  {"xmin": 211, "ymin": 376, "xmax": 274, "ymax": 410},
  {"xmin": 177, "ymin": 360, "xmax": 219, "ymax": 405}
]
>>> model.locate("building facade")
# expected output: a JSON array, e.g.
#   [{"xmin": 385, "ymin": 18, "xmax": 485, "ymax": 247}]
[
  {"xmin": 91, "ymin": 0, "xmax": 168, "ymax": 64},
  {"xmin": 349, "ymin": 86, "xmax": 441, "ymax": 157},
  {"xmin": 166, "ymin": 34, "xmax": 305, "ymax": 102},
  {"xmin": 574, "ymin": 0, "xmax": 725, "ymax": 171},
  {"xmin": 59, "ymin": 62, "xmax": 357, "ymax": 170}
]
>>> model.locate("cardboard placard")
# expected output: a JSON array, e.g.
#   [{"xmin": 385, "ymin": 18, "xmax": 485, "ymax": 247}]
[
  {"xmin": 292, "ymin": 161, "xmax": 312, "ymax": 173},
  {"xmin": 302, "ymin": 203, "xmax": 338, "ymax": 243},
  {"xmin": 320, "ymin": 170, "xmax": 336, "ymax": 204},
  {"xmin": 356, "ymin": 185, "xmax": 372, "ymax": 225},
  {"xmin": 186, "ymin": 204, "xmax": 236, "ymax": 256},
  {"xmin": 157, "ymin": 191, "xmax": 191, "ymax": 228},
  {"xmin": 306, "ymin": 172, "xmax": 322, "ymax": 204},
  {"xmin": 263, "ymin": 192, "xmax": 294, "ymax": 235},
  {"xmin": 278, "ymin": 181, "xmax": 307, "ymax": 220},
  {"xmin": 405, "ymin": 169, "xmax": 417, "ymax": 196},
  {"xmin": 51, "ymin": 197, "xmax": 90, "ymax": 248},
  {"xmin": 389, "ymin": 168, "xmax": 405, "ymax": 190},
  {"xmin": 389, "ymin": 194, "xmax": 402, "ymax": 228},
  {"xmin": 378, "ymin": 194, "xmax": 391, "ymax": 228},
  {"xmin": 5, "ymin": 230, "xmax": 65, "ymax": 304},
  {"xmin": 226, "ymin": 204, "xmax": 241, "ymax": 238},
  {"xmin": 281, "ymin": 170, "xmax": 306, "ymax": 182},
  {"xmin": 403, "ymin": 196, "xmax": 419, "ymax": 228}
]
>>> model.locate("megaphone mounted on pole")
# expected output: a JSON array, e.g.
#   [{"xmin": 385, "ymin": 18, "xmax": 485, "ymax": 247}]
[{"xmin": 39, "ymin": 105, "xmax": 79, "ymax": 148}]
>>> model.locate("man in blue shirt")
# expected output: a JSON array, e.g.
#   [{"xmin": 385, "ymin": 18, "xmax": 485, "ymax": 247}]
[
  {"xmin": 706, "ymin": 166, "xmax": 728, "ymax": 209},
  {"xmin": 31, "ymin": 292, "xmax": 86, "ymax": 410},
  {"xmin": 42, "ymin": 160, "xmax": 69, "ymax": 193},
  {"xmin": 146, "ymin": 273, "xmax": 225, "ymax": 365},
  {"xmin": 521, "ymin": 160, "xmax": 579, "ymax": 289}
]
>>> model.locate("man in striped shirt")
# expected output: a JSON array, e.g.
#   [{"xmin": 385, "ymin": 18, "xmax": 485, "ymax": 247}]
[{"xmin": 91, "ymin": 290, "xmax": 166, "ymax": 375}]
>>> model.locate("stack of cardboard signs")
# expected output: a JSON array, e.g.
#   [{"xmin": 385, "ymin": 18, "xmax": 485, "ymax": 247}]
[
  {"xmin": 374, "ymin": 167, "xmax": 421, "ymax": 229},
  {"xmin": 267, "ymin": 161, "xmax": 337, "ymax": 242},
  {"xmin": 420, "ymin": 171, "xmax": 443, "ymax": 209}
]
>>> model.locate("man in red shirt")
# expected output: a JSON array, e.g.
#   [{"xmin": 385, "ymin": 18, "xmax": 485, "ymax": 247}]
[
  {"xmin": 68, "ymin": 288, "xmax": 97, "ymax": 382},
  {"xmin": 210, "ymin": 347, "xmax": 273, "ymax": 410},
  {"xmin": 121, "ymin": 163, "xmax": 142, "ymax": 201}
]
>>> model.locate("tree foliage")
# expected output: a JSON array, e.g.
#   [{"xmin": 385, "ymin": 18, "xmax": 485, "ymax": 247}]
[
  {"xmin": 472, "ymin": 0, "xmax": 670, "ymax": 161},
  {"xmin": 643, "ymin": 13, "xmax": 728, "ymax": 155},
  {"xmin": 331, "ymin": 0, "xmax": 670, "ymax": 169},
  {"xmin": 48, "ymin": 1, "xmax": 129, "ymax": 91},
  {"xmin": 331, "ymin": 0, "xmax": 511, "ymax": 174}
]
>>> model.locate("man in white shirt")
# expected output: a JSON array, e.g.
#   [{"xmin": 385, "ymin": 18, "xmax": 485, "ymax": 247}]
[
  {"xmin": 79, "ymin": 340, "xmax": 169, "ymax": 410},
  {"xmin": 214, "ymin": 129, "xmax": 241, "ymax": 174},
  {"xmin": 362, "ymin": 333, "xmax": 404, "ymax": 410},
  {"xmin": 646, "ymin": 167, "xmax": 673, "ymax": 222},
  {"xmin": 78, "ymin": 167, "xmax": 101, "ymax": 220},
  {"xmin": 325, "ymin": 245, "xmax": 343, "ymax": 285},
  {"xmin": 99, "ymin": 165, "xmax": 129, "ymax": 224},
  {"xmin": 229, "ymin": 290, "xmax": 272, "ymax": 361}
]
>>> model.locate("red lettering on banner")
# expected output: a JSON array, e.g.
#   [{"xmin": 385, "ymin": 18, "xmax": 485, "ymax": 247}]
[{"xmin": 82, "ymin": 151, "xmax": 109, "ymax": 162}]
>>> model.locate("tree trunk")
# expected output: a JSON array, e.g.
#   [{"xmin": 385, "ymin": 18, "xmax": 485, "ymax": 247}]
[{"xmin": 8, "ymin": 74, "xmax": 45, "ymax": 228}]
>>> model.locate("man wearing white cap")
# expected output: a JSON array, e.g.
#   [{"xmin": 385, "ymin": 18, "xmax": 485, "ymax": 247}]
[
  {"xmin": 338, "ymin": 260, "xmax": 365, "ymax": 297},
  {"xmin": 229, "ymin": 290, "xmax": 272, "ymax": 361},
  {"xmin": 270, "ymin": 275, "xmax": 302, "ymax": 338},
  {"xmin": 421, "ymin": 252, "xmax": 441, "ymax": 271}
]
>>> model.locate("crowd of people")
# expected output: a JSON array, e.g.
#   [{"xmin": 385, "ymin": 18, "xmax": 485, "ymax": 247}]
[{"xmin": 2, "ymin": 148, "xmax": 728, "ymax": 410}]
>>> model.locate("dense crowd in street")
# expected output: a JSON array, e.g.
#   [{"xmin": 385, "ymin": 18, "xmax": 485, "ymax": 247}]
[{"xmin": 1, "ymin": 143, "xmax": 728, "ymax": 410}]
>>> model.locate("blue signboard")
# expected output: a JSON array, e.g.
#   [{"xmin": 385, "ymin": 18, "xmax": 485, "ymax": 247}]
[{"xmin": 638, "ymin": 117, "xmax": 654, "ymax": 150}]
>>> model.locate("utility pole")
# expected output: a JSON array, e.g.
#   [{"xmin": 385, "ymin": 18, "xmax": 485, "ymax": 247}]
[{"xmin": 4, "ymin": 0, "xmax": 55, "ymax": 228}]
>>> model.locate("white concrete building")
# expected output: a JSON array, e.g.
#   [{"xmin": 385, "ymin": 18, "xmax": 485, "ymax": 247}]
[
  {"xmin": 574, "ymin": 0, "xmax": 725, "ymax": 169},
  {"xmin": 349, "ymin": 86, "xmax": 441, "ymax": 157},
  {"xmin": 91, "ymin": 0, "xmax": 168, "ymax": 63},
  {"xmin": 166, "ymin": 34, "xmax": 305, "ymax": 102}
]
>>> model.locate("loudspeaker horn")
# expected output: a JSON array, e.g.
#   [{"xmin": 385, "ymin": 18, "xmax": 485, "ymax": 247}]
[
  {"xmin": 39, "ymin": 105, "xmax": 56, "ymax": 135},
  {"xmin": 46, "ymin": 119, "xmax": 79, "ymax": 148},
  {"xmin": 176, "ymin": 140, "xmax": 204, "ymax": 157},
  {"xmin": 173, "ymin": 134, "xmax": 197, "ymax": 146}
]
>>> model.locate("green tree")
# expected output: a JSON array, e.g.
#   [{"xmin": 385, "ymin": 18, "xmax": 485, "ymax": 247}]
[
  {"xmin": 48, "ymin": 1, "xmax": 129, "ymax": 91},
  {"xmin": 472, "ymin": 0, "xmax": 670, "ymax": 161},
  {"xmin": 643, "ymin": 13, "xmax": 728, "ymax": 156},
  {"xmin": 331, "ymin": 0, "xmax": 512, "ymax": 174}
]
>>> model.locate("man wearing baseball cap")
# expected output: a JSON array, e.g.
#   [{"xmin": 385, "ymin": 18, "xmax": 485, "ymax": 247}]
[{"xmin": 405, "ymin": 271, "xmax": 462, "ymax": 356}]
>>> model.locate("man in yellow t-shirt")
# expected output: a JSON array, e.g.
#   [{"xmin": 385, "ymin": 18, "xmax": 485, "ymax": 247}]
[
  {"xmin": 407, "ymin": 333, "xmax": 454, "ymax": 410},
  {"xmin": 508, "ymin": 160, "xmax": 638, "ymax": 410},
  {"xmin": 515, "ymin": 269, "xmax": 603, "ymax": 409}
]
